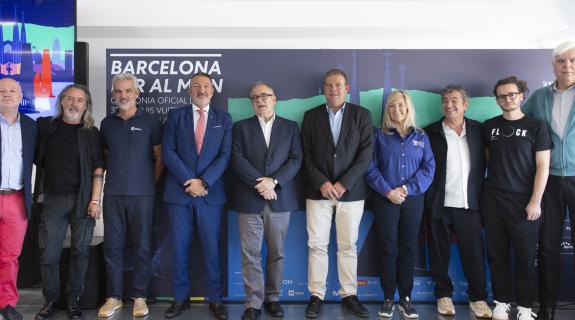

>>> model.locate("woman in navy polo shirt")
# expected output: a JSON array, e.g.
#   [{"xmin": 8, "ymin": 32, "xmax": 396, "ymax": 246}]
[{"xmin": 365, "ymin": 90, "xmax": 435, "ymax": 319}]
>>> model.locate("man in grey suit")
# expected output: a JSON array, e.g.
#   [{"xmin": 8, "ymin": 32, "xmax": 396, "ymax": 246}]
[
  {"xmin": 301, "ymin": 68, "xmax": 373, "ymax": 318},
  {"xmin": 231, "ymin": 82, "xmax": 302, "ymax": 320}
]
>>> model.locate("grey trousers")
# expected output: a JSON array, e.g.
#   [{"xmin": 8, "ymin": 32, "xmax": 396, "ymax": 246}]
[{"xmin": 239, "ymin": 203, "xmax": 290, "ymax": 309}]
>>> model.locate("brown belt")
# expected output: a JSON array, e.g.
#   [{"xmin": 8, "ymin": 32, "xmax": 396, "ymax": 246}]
[{"xmin": 0, "ymin": 189, "xmax": 21, "ymax": 195}]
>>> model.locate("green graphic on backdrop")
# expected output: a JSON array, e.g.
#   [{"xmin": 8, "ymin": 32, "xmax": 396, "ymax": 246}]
[
  {"xmin": 2, "ymin": 24, "xmax": 74, "ymax": 51},
  {"xmin": 228, "ymin": 88, "xmax": 502, "ymax": 128}
]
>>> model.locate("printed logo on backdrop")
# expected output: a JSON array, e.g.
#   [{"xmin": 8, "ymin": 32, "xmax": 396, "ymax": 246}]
[{"xmin": 107, "ymin": 50, "xmax": 223, "ymax": 122}]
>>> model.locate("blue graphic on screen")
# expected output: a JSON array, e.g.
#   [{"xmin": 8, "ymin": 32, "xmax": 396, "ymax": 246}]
[{"xmin": 0, "ymin": 0, "xmax": 75, "ymax": 119}]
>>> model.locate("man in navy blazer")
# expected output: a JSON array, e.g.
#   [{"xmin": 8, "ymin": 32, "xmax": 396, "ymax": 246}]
[
  {"xmin": 163, "ymin": 72, "xmax": 232, "ymax": 320},
  {"xmin": 0, "ymin": 78, "xmax": 38, "ymax": 320},
  {"xmin": 231, "ymin": 82, "xmax": 302, "ymax": 320}
]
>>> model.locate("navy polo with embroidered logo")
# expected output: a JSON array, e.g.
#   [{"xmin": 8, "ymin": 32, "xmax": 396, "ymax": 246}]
[{"xmin": 100, "ymin": 107, "xmax": 162, "ymax": 196}]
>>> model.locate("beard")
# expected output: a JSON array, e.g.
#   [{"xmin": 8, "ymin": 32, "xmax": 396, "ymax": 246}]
[{"xmin": 63, "ymin": 109, "xmax": 83, "ymax": 123}]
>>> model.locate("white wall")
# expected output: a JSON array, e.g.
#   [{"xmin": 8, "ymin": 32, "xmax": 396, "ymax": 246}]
[{"xmin": 76, "ymin": 0, "xmax": 574, "ymax": 234}]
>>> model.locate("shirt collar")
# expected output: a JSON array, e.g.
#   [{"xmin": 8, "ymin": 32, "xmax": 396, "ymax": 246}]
[
  {"xmin": 114, "ymin": 105, "xmax": 143, "ymax": 118},
  {"xmin": 326, "ymin": 103, "xmax": 346, "ymax": 115},
  {"xmin": 442, "ymin": 119, "xmax": 467, "ymax": 136},
  {"xmin": 0, "ymin": 112, "xmax": 20, "ymax": 125},
  {"xmin": 193, "ymin": 104, "xmax": 210, "ymax": 113},
  {"xmin": 552, "ymin": 81, "xmax": 575, "ymax": 92},
  {"xmin": 257, "ymin": 113, "xmax": 275, "ymax": 125}
]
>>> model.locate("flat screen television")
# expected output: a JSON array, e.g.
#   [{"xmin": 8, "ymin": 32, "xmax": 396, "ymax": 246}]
[{"xmin": 1, "ymin": 0, "xmax": 75, "ymax": 119}]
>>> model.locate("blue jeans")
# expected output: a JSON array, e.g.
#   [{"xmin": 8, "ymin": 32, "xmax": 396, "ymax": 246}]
[
  {"xmin": 372, "ymin": 194, "xmax": 424, "ymax": 300},
  {"xmin": 39, "ymin": 193, "xmax": 95, "ymax": 303}
]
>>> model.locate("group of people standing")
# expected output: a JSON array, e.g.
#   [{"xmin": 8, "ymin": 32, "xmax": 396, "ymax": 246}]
[{"xmin": 0, "ymin": 40, "xmax": 573, "ymax": 320}]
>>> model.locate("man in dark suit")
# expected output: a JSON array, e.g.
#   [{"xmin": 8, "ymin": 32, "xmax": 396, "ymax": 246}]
[
  {"xmin": 231, "ymin": 82, "xmax": 302, "ymax": 320},
  {"xmin": 0, "ymin": 78, "xmax": 38, "ymax": 320},
  {"xmin": 424, "ymin": 85, "xmax": 491, "ymax": 318},
  {"xmin": 163, "ymin": 72, "xmax": 232, "ymax": 320},
  {"xmin": 301, "ymin": 68, "xmax": 373, "ymax": 318}
]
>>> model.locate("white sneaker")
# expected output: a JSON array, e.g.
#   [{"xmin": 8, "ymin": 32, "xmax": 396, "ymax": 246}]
[
  {"xmin": 469, "ymin": 300, "xmax": 492, "ymax": 318},
  {"xmin": 517, "ymin": 306, "xmax": 536, "ymax": 320},
  {"xmin": 492, "ymin": 300, "xmax": 510, "ymax": 320},
  {"xmin": 98, "ymin": 297, "xmax": 123, "ymax": 317},
  {"xmin": 437, "ymin": 297, "xmax": 455, "ymax": 315}
]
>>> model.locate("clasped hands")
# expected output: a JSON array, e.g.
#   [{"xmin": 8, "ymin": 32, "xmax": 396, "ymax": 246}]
[
  {"xmin": 320, "ymin": 181, "xmax": 347, "ymax": 200},
  {"xmin": 184, "ymin": 178, "xmax": 208, "ymax": 197},
  {"xmin": 387, "ymin": 186, "xmax": 407, "ymax": 205},
  {"xmin": 255, "ymin": 177, "xmax": 277, "ymax": 200}
]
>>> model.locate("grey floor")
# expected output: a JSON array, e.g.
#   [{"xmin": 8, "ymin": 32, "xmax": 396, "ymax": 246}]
[{"xmin": 8, "ymin": 289, "xmax": 575, "ymax": 319}]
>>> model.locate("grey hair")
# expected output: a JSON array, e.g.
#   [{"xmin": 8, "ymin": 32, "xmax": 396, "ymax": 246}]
[
  {"xmin": 55, "ymin": 84, "xmax": 95, "ymax": 128},
  {"xmin": 249, "ymin": 81, "xmax": 275, "ymax": 96},
  {"xmin": 441, "ymin": 84, "xmax": 470, "ymax": 103},
  {"xmin": 552, "ymin": 41, "xmax": 575, "ymax": 61},
  {"xmin": 111, "ymin": 73, "xmax": 140, "ymax": 93}
]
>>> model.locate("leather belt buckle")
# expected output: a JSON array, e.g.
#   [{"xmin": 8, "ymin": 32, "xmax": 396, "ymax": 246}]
[{"xmin": 0, "ymin": 189, "xmax": 19, "ymax": 195}]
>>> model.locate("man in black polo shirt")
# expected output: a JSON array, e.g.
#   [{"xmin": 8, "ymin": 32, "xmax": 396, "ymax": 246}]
[
  {"xmin": 33, "ymin": 84, "xmax": 104, "ymax": 320},
  {"xmin": 98, "ymin": 73, "xmax": 163, "ymax": 318}
]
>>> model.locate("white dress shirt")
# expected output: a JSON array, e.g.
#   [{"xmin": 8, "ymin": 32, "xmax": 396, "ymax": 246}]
[
  {"xmin": 443, "ymin": 121, "xmax": 471, "ymax": 209},
  {"xmin": 258, "ymin": 113, "xmax": 275, "ymax": 148}
]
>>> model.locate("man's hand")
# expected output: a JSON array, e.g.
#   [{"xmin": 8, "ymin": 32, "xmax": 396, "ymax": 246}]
[
  {"xmin": 526, "ymin": 200, "xmax": 541, "ymax": 221},
  {"xmin": 255, "ymin": 177, "xmax": 276, "ymax": 193},
  {"xmin": 184, "ymin": 178, "xmax": 208, "ymax": 197},
  {"xmin": 333, "ymin": 181, "xmax": 347, "ymax": 199},
  {"xmin": 260, "ymin": 189, "xmax": 278, "ymax": 201},
  {"xmin": 87, "ymin": 202, "xmax": 101, "ymax": 219},
  {"xmin": 320, "ymin": 181, "xmax": 339, "ymax": 200},
  {"xmin": 387, "ymin": 187, "xmax": 406, "ymax": 205}
]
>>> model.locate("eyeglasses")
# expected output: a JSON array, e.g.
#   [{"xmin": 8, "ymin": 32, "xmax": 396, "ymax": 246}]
[
  {"xmin": 495, "ymin": 92, "xmax": 519, "ymax": 102},
  {"xmin": 250, "ymin": 93, "xmax": 274, "ymax": 102}
]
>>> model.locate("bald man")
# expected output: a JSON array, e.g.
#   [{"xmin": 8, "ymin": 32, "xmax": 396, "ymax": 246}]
[{"xmin": 0, "ymin": 78, "xmax": 38, "ymax": 320}]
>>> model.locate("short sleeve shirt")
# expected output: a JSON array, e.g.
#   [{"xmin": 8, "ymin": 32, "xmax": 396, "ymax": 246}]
[
  {"xmin": 100, "ymin": 107, "xmax": 162, "ymax": 196},
  {"xmin": 482, "ymin": 115, "xmax": 551, "ymax": 194}
]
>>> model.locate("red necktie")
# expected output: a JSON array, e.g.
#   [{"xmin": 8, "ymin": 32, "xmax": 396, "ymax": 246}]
[{"xmin": 195, "ymin": 109, "xmax": 206, "ymax": 153}]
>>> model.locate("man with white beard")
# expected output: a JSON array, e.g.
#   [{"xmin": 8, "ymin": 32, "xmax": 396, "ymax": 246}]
[
  {"xmin": 33, "ymin": 84, "xmax": 104, "ymax": 319},
  {"xmin": 98, "ymin": 73, "xmax": 163, "ymax": 318}
]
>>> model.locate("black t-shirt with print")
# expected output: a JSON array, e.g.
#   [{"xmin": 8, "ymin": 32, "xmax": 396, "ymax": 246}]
[{"xmin": 482, "ymin": 115, "xmax": 551, "ymax": 194}]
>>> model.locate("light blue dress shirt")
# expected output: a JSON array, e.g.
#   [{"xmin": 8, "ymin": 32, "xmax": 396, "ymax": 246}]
[
  {"xmin": 326, "ymin": 104, "xmax": 345, "ymax": 145},
  {"xmin": 0, "ymin": 113, "xmax": 23, "ymax": 190}
]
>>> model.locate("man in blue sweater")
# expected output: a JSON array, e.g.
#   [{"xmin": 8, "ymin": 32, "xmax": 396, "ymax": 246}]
[{"xmin": 522, "ymin": 41, "xmax": 575, "ymax": 320}]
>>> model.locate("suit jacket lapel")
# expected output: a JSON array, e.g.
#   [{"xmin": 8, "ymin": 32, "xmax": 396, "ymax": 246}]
[
  {"xmin": 318, "ymin": 105, "xmax": 335, "ymax": 149},
  {"xmin": 336, "ymin": 104, "xmax": 351, "ymax": 149},
  {"xmin": 246, "ymin": 116, "xmax": 266, "ymax": 151},
  {"xmin": 185, "ymin": 107, "xmax": 199, "ymax": 156},
  {"xmin": 268, "ymin": 116, "xmax": 282, "ymax": 154}
]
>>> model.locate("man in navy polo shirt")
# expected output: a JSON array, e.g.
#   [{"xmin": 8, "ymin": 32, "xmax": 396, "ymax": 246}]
[{"xmin": 98, "ymin": 73, "xmax": 163, "ymax": 318}]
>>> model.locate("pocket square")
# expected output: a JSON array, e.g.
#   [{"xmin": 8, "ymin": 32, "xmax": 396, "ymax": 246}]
[{"xmin": 211, "ymin": 125, "xmax": 223, "ymax": 128}]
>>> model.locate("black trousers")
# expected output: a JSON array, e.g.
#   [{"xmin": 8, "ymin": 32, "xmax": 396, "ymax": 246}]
[
  {"xmin": 103, "ymin": 195, "xmax": 154, "ymax": 298},
  {"xmin": 481, "ymin": 187, "xmax": 539, "ymax": 308},
  {"xmin": 373, "ymin": 194, "xmax": 424, "ymax": 300},
  {"xmin": 427, "ymin": 207, "xmax": 487, "ymax": 301},
  {"xmin": 538, "ymin": 175, "xmax": 575, "ymax": 308},
  {"xmin": 39, "ymin": 193, "xmax": 95, "ymax": 304}
]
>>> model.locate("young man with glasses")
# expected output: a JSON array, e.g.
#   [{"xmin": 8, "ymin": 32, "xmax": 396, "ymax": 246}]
[
  {"xmin": 482, "ymin": 76, "xmax": 551, "ymax": 320},
  {"xmin": 231, "ymin": 82, "xmax": 302, "ymax": 320}
]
